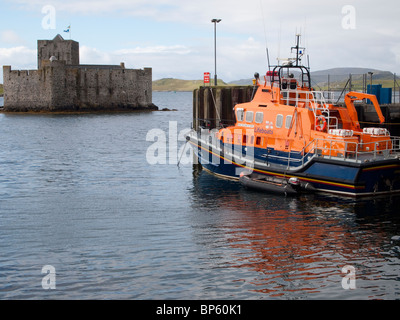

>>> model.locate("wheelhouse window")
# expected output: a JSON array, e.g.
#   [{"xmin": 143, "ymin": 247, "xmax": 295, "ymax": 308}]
[
  {"xmin": 245, "ymin": 111, "xmax": 254, "ymax": 123},
  {"xmin": 285, "ymin": 115, "xmax": 293, "ymax": 129},
  {"xmin": 236, "ymin": 108, "xmax": 244, "ymax": 121},
  {"xmin": 255, "ymin": 112, "xmax": 264, "ymax": 124},
  {"xmin": 276, "ymin": 114, "xmax": 283, "ymax": 128}
]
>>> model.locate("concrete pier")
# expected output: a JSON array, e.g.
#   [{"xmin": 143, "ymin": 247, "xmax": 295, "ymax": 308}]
[{"xmin": 356, "ymin": 103, "xmax": 400, "ymax": 136}]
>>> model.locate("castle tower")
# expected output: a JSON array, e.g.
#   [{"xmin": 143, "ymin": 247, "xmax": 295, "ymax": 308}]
[{"xmin": 37, "ymin": 34, "xmax": 79, "ymax": 69}]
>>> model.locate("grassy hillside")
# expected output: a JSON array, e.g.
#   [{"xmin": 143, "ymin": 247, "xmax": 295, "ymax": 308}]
[
  {"xmin": 0, "ymin": 84, "xmax": 3, "ymax": 95},
  {"xmin": 152, "ymin": 78, "xmax": 228, "ymax": 91},
  {"xmin": 311, "ymin": 69, "xmax": 398, "ymax": 91},
  {"xmin": 229, "ymin": 68, "xmax": 400, "ymax": 90}
]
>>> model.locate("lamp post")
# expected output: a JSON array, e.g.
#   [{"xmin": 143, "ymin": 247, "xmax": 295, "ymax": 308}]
[
  {"xmin": 211, "ymin": 18, "xmax": 221, "ymax": 86},
  {"xmin": 368, "ymin": 71, "xmax": 373, "ymax": 91}
]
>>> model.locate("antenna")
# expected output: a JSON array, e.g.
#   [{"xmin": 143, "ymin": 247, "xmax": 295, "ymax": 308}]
[
  {"xmin": 291, "ymin": 33, "xmax": 305, "ymax": 67},
  {"xmin": 277, "ymin": 21, "xmax": 282, "ymax": 65},
  {"xmin": 259, "ymin": 0, "xmax": 270, "ymax": 71}
]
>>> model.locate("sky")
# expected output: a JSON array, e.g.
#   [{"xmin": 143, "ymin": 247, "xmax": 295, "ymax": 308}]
[{"xmin": 1, "ymin": 0, "xmax": 400, "ymax": 82}]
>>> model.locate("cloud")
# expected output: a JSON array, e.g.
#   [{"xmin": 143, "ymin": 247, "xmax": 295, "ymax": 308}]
[
  {"xmin": 0, "ymin": 46, "xmax": 36, "ymax": 80},
  {"xmin": 114, "ymin": 45, "xmax": 191, "ymax": 55},
  {"xmin": 79, "ymin": 46, "xmax": 113, "ymax": 65},
  {"xmin": 79, "ymin": 44, "xmax": 201, "ymax": 79},
  {"xmin": 6, "ymin": 0, "xmax": 344, "ymax": 27},
  {"xmin": 1, "ymin": 30, "xmax": 25, "ymax": 44},
  {"xmin": 3, "ymin": 0, "xmax": 400, "ymax": 80},
  {"xmin": 0, "ymin": 46, "xmax": 36, "ymax": 67},
  {"xmin": 78, "ymin": 36, "xmax": 267, "ymax": 81}
]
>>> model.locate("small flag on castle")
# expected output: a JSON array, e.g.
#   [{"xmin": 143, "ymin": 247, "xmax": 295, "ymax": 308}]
[{"xmin": 63, "ymin": 25, "xmax": 71, "ymax": 39}]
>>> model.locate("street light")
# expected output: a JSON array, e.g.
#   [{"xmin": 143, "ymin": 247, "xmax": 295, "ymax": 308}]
[
  {"xmin": 211, "ymin": 18, "xmax": 221, "ymax": 86},
  {"xmin": 368, "ymin": 71, "xmax": 373, "ymax": 91}
]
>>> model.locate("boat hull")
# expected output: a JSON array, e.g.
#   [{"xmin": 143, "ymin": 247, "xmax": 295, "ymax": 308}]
[{"xmin": 189, "ymin": 137, "xmax": 400, "ymax": 197}]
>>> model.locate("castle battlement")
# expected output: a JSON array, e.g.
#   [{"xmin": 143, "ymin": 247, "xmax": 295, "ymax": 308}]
[{"xmin": 2, "ymin": 34, "xmax": 156, "ymax": 112}]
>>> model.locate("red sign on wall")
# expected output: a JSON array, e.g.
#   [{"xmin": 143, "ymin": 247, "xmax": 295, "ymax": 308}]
[{"xmin": 204, "ymin": 72, "xmax": 210, "ymax": 84}]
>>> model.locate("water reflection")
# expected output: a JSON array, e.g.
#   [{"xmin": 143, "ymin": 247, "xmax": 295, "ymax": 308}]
[{"xmin": 189, "ymin": 168, "xmax": 400, "ymax": 299}]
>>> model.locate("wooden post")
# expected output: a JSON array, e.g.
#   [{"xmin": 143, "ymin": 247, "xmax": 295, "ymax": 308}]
[{"xmin": 192, "ymin": 86, "xmax": 253, "ymax": 131}]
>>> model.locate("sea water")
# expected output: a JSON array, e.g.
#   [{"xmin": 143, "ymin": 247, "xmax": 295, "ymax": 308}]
[{"xmin": 0, "ymin": 92, "xmax": 400, "ymax": 300}]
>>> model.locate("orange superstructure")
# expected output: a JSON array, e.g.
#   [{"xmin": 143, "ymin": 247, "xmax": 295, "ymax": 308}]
[{"xmin": 218, "ymin": 67, "xmax": 393, "ymax": 160}]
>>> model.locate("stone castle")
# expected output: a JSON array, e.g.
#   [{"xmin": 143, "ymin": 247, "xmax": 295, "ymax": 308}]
[{"xmin": 2, "ymin": 34, "xmax": 157, "ymax": 112}]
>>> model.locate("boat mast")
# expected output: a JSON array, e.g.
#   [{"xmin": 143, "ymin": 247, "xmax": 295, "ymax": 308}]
[{"xmin": 291, "ymin": 34, "xmax": 305, "ymax": 67}]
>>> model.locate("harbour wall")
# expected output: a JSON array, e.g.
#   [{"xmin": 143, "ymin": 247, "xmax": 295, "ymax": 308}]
[
  {"xmin": 193, "ymin": 86, "xmax": 400, "ymax": 136},
  {"xmin": 193, "ymin": 86, "xmax": 255, "ymax": 130}
]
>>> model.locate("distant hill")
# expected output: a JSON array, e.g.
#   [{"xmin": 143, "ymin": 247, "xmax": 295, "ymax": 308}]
[
  {"xmin": 310, "ymin": 68, "xmax": 396, "ymax": 90},
  {"xmin": 152, "ymin": 78, "xmax": 228, "ymax": 91},
  {"xmin": 228, "ymin": 67, "xmax": 399, "ymax": 89},
  {"xmin": 228, "ymin": 78, "xmax": 254, "ymax": 86},
  {"xmin": 0, "ymin": 84, "xmax": 3, "ymax": 96}
]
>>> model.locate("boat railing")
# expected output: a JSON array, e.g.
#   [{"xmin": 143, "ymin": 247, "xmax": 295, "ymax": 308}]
[
  {"xmin": 280, "ymin": 89, "xmax": 340, "ymax": 131},
  {"xmin": 303, "ymin": 136, "xmax": 400, "ymax": 164},
  {"xmin": 263, "ymin": 136, "xmax": 400, "ymax": 169},
  {"xmin": 280, "ymin": 89, "xmax": 336, "ymax": 108},
  {"xmin": 262, "ymin": 138, "xmax": 319, "ymax": 169}
]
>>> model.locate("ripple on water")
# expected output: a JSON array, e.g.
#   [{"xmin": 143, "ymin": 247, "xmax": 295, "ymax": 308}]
[{"xmin": 1, "ymin": 93, "xmax": 400, "ymax": 299}]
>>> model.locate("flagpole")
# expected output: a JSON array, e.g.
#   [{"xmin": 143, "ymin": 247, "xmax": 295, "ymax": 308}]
[{"xmin": 64, "ymin": 25, "xmax": 72, "ymax": 40}]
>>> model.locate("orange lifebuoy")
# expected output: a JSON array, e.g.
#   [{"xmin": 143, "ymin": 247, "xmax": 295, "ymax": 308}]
[{"xmin": 316, "ymin": 116, "xmax": 327, "ymax": 132}]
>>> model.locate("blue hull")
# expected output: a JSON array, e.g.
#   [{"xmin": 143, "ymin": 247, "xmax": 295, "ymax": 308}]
[{"xmin": 190, "ymin": 139, "xmax": 400, "ymax": 197}]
